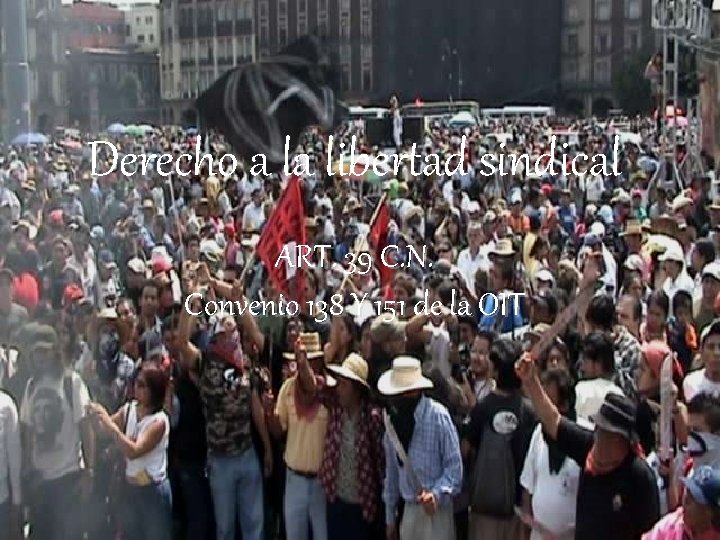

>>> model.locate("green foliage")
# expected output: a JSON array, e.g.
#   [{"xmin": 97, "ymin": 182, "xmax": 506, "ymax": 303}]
[{"xmin": 613, "ymin": 53, "xmax": 652, "ymax": 115}]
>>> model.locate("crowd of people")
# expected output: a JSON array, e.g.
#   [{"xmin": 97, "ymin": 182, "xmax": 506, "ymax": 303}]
[{"xmin": 0, "ymin": 112, "xmax": 719, "ymax": 540}]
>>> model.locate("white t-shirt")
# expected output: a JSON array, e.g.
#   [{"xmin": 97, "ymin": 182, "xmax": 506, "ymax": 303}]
[
  {"xmin": 123, "ymin": 401, "xmax": 169, "ymax": 483},
  {"xmin": 424, "ymin": 323, "xmax": 451, "ymax": 379},
  {"xmin": 585, "ymin": 175, "xmax": 605, "ymax": 203},
  {"xmin": 242, "ymin": 202, "xmax": 266, "ymax": 230},
  {"xmin": 520, "ymin": 424, "xmax": 580, "ymax": 540},
  {"xmin": 575, "ymin": 378, "xmax": 624, "ymax": 422},
  {"xmin": 683, "ymin": 369, "xmax": 720, "ymax": 402},
  {"xmin": 20, "ymin": 371, "xmax": 91, "ymax": 480}
]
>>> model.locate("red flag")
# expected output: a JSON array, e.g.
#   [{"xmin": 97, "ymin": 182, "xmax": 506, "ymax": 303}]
[
  {"xmin": 255, "ymin": 175, "xmax": 307, "ymax": 304},
  {"xmin": 369, "ymin": 198, "xmax": 393, "ymax": 288}
]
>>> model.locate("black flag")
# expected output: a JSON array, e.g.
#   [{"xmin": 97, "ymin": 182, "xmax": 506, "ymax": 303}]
[{"xmin": 195, "ymin": 35, "xmax": 347, "ymax": 172}]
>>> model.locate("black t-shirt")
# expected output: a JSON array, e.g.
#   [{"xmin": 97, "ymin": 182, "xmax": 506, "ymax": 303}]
[
  {"xmin": 464, "ymin": 391, "xmax": 537, "ymax": 506},
  {"xmin": 556, "ymin": 418, "xmax": 660, "ymax": 540}
]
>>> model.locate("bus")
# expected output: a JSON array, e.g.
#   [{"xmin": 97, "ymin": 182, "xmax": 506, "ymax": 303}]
[
  {"xmin": 480, "ymin": 105, "xmax": 556, "ymax": 122},
  {"xmin": 348, "ymin": 106, "xmax": 390, "ymax": 121},
  {"xmin": 400, "ymin": 100, "xmax": 480, "ymax": 120}
]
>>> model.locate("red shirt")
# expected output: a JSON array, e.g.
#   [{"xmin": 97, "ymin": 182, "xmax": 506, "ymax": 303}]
[{"xmin": 12, "ymin": 272, "xmax": 39, "ymax": 314}]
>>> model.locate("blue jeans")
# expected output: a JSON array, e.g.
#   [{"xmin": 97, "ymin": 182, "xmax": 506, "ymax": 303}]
[
  {"xmin": 207, "ymin": 448, "xmax": 264, "ymax": 540},
  {"xmin": 30, "ymin": 471, "xmax": 82, "ymax": 540},
  {"xmin": 178, "ymin": 461, "xmax": 213, "ymax": 540},
  {"xmin": 284, "ymin": 470, "xmax": 327, "ymax": 540},
  {"xmin": 120, "ymin": 478, "xmax": 173, "ymax": 540}
]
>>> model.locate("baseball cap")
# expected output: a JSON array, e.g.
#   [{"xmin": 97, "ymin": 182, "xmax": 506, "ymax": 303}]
[
  {"xmin": 624, "ymin": 254, "xmax": 645, "ymax": 272},
  {"xmin": 370, "ymin": 316, "xmax": 406, "ymax": 343},
  {"xmin": 127, "ymin": 258, "xmax": 146, "ymax": 274},
  {"xmin": 702, "ymin": 262, "xmax": 720, "ymax": 282},
  {"xmin": 583, "ymin": 233, "xmax": 602, "ymax": 247},
  {"xmin": 683, "ymin": 466, "xmax": 720, "ymax": 508}
]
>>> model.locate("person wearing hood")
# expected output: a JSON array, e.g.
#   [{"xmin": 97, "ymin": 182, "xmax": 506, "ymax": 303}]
[
  {"xmin": 516, "ymin": 352, "xmax": 660, "ymax": 539},
  {"xmin": 380, "ymin": 356, "xmax": 463, "ymax": 540}
]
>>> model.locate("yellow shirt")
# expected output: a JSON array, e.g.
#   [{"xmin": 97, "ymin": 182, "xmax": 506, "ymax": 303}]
[{"xmin": 275, "ymin": 376, "xmax": 328, "ymax": 473}]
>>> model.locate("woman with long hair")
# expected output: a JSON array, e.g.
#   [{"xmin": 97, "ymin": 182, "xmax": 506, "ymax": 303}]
[{"xmin": 89, "ymin": 363, "xmax": 172, "ymax": 540}]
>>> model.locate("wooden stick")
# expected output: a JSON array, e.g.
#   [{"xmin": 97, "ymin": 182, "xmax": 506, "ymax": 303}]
[{"xmin": 337, "ymin": 193, "xmax": 388, "ymax": 292}]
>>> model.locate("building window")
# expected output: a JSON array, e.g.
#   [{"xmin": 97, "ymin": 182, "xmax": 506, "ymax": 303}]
[
  {"xmin": 279, "ymin": 27, "xmax": 287, "ymax": 46},
  {"xmin": 566, "ymin": 32, "xmax": 578, "ymax": 54},
  {"xmin": 138, "ymin": 34, "xmax": 145, "ymax": 43},
  {"xmin": 150, "ymin": 34, "xmax": 154, "ymax": 43},
  {"xmin": 594, "ymin": 0, "xmax": 611, "ymax": 21},
  {"xmin": 594, "ymin": 58, "xmax": 611, "ymax": 83},
  {"xmin": 361, "ymin": 44, "xmax": 372, "ymax": 64},
  {"xmin": 340, "ymin": 44, "xmax": 351, "ymax": 64},
  {"xmin": 594, "ymin": 29, "xmax": 611, "ymax": 53},
  {"xmin": 565, "ymin": 0, "xmax": 579, "ymax": 22},
  {"xmin": 279, "ymin": 0, "xmax": 287, "ymax": 16},
  {"xmin": 563, "ymin": 59, "xmax": 578, "ymax": 83},
  {"xmin": 362, "ymin": 66, "xmax": 372, "ymax": 92},
  {"xmin": 259, "ymin": 1, "xmax": 267, "ymax": 18},
  {"xmin": 361, "ymin": 13, "xmax": 371, "ymax": 39},
  {"xmin": 145, "ymin": 16, "xmax": 152, "ymax": 25},
  {"xmin": 625, "ymin": 27, "xmax": 640, "ymax": 51},
  {"xmin": 126, "ymin": 24, "xmax": 131, "ymax": 36},
  {"xmin": 136, "ymin": 16, "xmax": 141, "ymax": 24},
  {"xmin": 624, "ymin": 0, "xmax": 641, "ymax": 19},
  {"xmin": 341, "ymin": 65, "xmax": 350, "ymax": 91}
]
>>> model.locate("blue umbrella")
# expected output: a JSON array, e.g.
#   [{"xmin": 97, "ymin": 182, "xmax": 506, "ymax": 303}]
[
  {"xmin": 185, "ymin": 127, "xmax": 198, "ymax": 135},
  {"xmin": 637, "ymin": 155, "xmax": 659, "ymax": 173},
  {"xmin": 11, "ymin": 132, "xmax": 48, "ymax": 145},
  {"xmin": 106, "ymin": 123, "xmax": 127, "ymax": 135}
]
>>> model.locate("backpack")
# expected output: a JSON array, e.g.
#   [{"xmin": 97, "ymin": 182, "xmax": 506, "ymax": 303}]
[
  {"xmin": 26, "ymin": 372, "xmax": 77, "ymax": 415},
  {"xmin": 470, "ymin": 398, "xmax": 524, "ymax": 518}
]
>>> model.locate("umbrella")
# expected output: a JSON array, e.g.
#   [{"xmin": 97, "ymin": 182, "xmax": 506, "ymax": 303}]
[
  {"xmin": 11, "ymin": 132, "xmax": 48, "ymax": 145},
  {"xmin": 449, "ymin": 111, "xmax": 477, "ymax": 128},
  {"xmin": 125, "ymin": 125, "xmax": 144, "ymax": 137},
  {"xmin": 667, "ymin": 116, "xmax": 688, "ymax": 128},
  {"xmin": 139, "ymin": 124, "xmax": 154, "ymax": 134},
  {"xmin": 60, "ymin": 139, "xmax": 82, "ymax": 151},
  {"xmin": 331, "ymin": 155, "xmax": 387, "ymax": 183},
  {"xmin": 637, "ymin": 156, "xmax": 659, "ymax": 173},
  {"xmin": 106, "ymin": 123, "xmax": 127, "ymax": 135},
  {"xmin": 185, "ymin": 127, "xmax": 198, "ymax": 135}
]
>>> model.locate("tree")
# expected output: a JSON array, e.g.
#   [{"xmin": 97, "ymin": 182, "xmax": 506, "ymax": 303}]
[{"xmin": 613, "ymin": 53, "xmax": 652, "ymax": 115}]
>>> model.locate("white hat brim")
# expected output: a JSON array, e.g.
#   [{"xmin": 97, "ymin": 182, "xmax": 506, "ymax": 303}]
[
  {"xmin": 326, "ymin": 365, "xmax": 369, "ymax": 388},
  {"xmin": 376, "ymin": 370, "xmax": 434, "ymax": 396}
]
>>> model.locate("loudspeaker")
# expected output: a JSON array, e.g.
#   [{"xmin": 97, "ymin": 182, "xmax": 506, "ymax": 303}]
[
  {"xmin": 402, "ymin": 118, "xmax": 424, "ymax": 144},
  {"xmin": 365, "ymin": 118, "xmax": 393, "ymax": 146}
]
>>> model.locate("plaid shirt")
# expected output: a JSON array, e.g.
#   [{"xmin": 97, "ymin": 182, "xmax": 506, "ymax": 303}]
[
  {"xmin": 318, "ymin": 396, "xmax": 385, "ymax": 522},
  {"xmin": 614, "ymin": 325, "xmax": 642, "ymax": 397},
  {"xmin": 382, "ymin": 396, "xmax": 463, "ymax": 525}
]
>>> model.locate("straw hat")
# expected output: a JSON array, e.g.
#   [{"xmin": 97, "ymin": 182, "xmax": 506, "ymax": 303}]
[
  {"xmin": 283, "ymin": 333, "xmax": 325, "ymax": 360},
  {"xmin": 377, "ymin": 356, "xmax": 434, "ymax": 396},
  {"xmin": 620, "ymin": 219, "xmax": 643, "ymax": 237},
  {"xmin": 326, "ymin": 353, "xmax": 370, "ymax": 388},
  {"xmin": 490, "ymin": 238, "xmax": 515, "ymax": 257}
]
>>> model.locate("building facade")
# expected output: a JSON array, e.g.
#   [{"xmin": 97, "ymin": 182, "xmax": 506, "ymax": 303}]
[
  {"xmin": 559, "ymin": 0, "xmax": 656, "ymax": 115},
  {"xmin": 255, "ymin": 0, "xmax": 378, "ymax": 101},
  {"xmin": 125, "ymin": 3, "xmax": 160, "ymax": 51},
  {"xmin": 64, "ymin": 1, "xmax": 126, "ymax": 49},
  {"xmin": 67, "ymin": 47, "xmax": 160, "ymax": 131},
  {"xmin": 159, "ymin": 0, "xmax": 256, "ymax": 125},
  {"xmin": 27, "ymin": 0, "xmax": 70, "ymax": 133}
]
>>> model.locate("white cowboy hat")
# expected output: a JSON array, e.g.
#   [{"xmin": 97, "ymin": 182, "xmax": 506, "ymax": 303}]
[
  {"xmin": 326, "ymin": 353, "xmax": 370, "ymax": 389},
  {"xmin": 377, "ymin": 356, "xmax": 433, "ymax": 396}
]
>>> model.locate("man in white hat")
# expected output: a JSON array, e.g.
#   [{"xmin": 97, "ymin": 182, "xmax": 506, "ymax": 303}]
[
  {"xmin": 378, "ymin": 356, "xmax": 462, "ymax": 540},
  {"xmin": 660, "ymin": 246, "xmax": 694, "ymax": 316}
]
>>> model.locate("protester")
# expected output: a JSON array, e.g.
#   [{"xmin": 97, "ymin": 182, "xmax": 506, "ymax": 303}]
[
  {"xmin": 379, "ymin": 356, "xmax": 463, "ymax": 540},
  {"xmin": 0, "ymin": 92, "xmax": 718, "ymax": 540}
]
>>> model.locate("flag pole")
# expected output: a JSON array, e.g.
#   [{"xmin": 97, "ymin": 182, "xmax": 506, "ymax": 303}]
[{"xmin": 337, "ymin": 192, "xmax": 388, "ymax": 292}]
